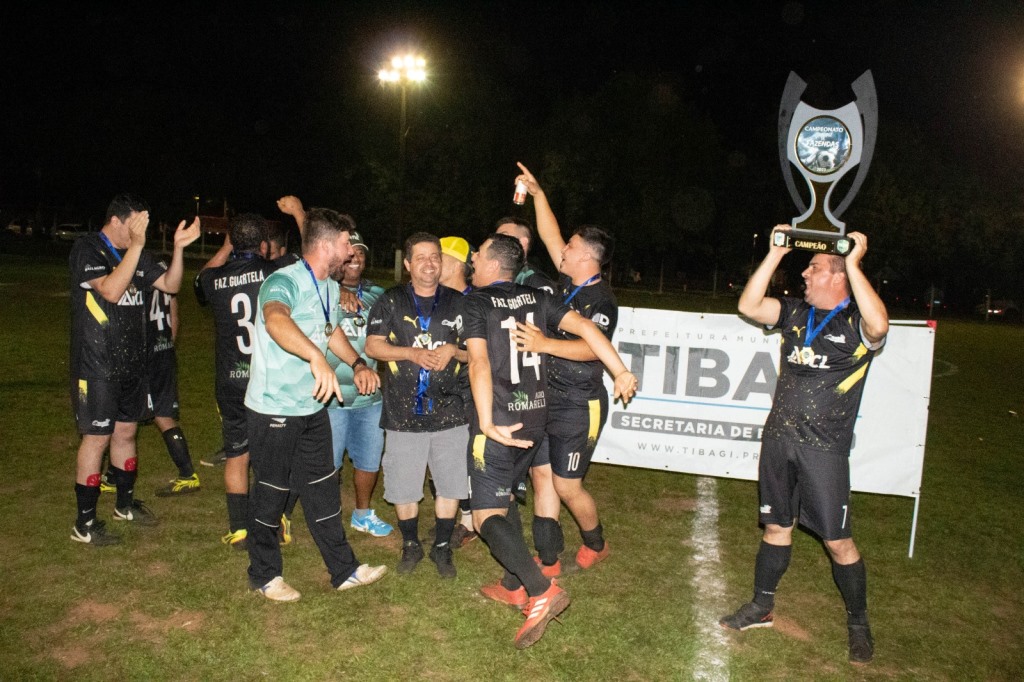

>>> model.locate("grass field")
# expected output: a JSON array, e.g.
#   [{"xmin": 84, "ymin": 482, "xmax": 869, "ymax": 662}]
[{"xmin": 0, "ymin": 251, "xmax": 1022, "ymax": 681}]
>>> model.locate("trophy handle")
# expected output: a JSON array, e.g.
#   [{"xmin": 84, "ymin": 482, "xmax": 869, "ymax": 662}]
[
  {"xmin": 833, "ymin": 70, "xmax": 878, "ymax": 218},
  {"xmin": 779, "ymin": 71, "xmax": 809, "ymax": 215}
]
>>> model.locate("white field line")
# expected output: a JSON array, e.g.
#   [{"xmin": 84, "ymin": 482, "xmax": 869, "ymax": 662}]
[{"xmin": 690, "ymin": 476, "xmax": 730, "ymax": 681}]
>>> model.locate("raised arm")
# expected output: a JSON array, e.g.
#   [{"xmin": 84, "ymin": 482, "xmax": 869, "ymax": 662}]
[
  {"xmin": 202, "ymin": 231, "xmax": 234, "ymax": 271},
  {"xmin": 516, "ymin": 162, "xmax": 565, "ymax": 267},
  {"xmin": 844, "ymin": 231, "xmax": 889, "ymax": 345},
  {"xmin": 153, "ymin": 218, "xmax": 202, "ymax": 294},
  {"xmin": 737, "ymin": 225, "xmax": 788, "ymax": 326},
  {"xmin": 90, "ymin": 211, "xmax": 149, "ymax": 303},
  {"xmin": 277, "ymin": 195, "xmax": 307, "ymax": 238}
]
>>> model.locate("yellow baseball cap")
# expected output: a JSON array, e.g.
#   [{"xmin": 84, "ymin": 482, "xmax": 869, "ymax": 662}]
[{"xmin": 440, "ymin": 236, "xmax": 471, "ymax": 263}]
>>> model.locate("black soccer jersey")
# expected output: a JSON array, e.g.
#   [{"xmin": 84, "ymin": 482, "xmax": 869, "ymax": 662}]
[
  {"xmin": 762, "ymin": 296, "xmax": 881, "ymax": 453},
  {"xmin": 195, "ymin": 253, "xmax": 285, "ymax": 394},
  {"xmin": 463, "ymin": 282, "xmax": 570, "ymax": 432},
  {"xmin": 366, "ymin": 284, "xmax": 466, "ymax": 432},
  {"xmin": 69, "ymin": 233, "xmax": 166, "ymax": 381},
  {"xmin": 515, "ymin": 260, "xmax": 557, "ymax": 295},
  {"xmin": 547, "ymin": 274, "xmax": 618, "ymax": 404},
  {"xmin": 145, "ymin": 285, "xmax": 175, "ymax": 358}
]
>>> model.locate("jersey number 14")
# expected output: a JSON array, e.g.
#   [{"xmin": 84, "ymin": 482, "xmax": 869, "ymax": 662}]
[{"xmin": 500, "ymin": 314, "xmax": 541, "ymax": 385}]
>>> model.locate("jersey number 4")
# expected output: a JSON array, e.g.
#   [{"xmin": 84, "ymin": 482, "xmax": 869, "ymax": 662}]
[{"xmin": 500, "ymin": 314, "xmax": 541, "ymax": 385}]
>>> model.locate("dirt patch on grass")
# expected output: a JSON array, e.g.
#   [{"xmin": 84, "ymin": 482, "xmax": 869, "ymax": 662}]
[
  {"xmin": 50, "ymin": 636, "xmax": 104, "ymax": 670},
  {"xmin": 41, "ymin": 600, "xmax": 121, "ymax": 670},
  {"xmin": 129, "ymin": 609, "xmax": 205, "ymax": 644},
  {"xmin": 146, "ymin": 561, "xmax": 171, "ymax": 577},
  {"xmin": 654, "ymin": 496, "xmax": 698, "ymax": 513},
  {"xmin": 772, "ymin": 615, "xmax": 812, "ymax": 641},
  {"xmin": 67, "ymin": 599, "xmax": 120, "ymax": 624}
]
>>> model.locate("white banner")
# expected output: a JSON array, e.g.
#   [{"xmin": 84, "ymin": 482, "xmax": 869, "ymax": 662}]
[{"xmin": 595, "ymin": 309, "xmax": 933, "ymax": 499}]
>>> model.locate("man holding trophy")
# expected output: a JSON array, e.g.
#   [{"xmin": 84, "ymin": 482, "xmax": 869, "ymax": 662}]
[{"xmin": 720, "ymin": 224, "xmax": 889, "ymax": 665}]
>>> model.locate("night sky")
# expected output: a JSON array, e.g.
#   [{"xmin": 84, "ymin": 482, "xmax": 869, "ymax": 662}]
[{"xmin": 4, "ymin": 0, "xmax": 1024, "ymax": 226}]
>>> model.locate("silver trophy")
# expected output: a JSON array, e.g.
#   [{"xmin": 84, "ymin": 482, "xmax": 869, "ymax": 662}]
[{"xmin": 776, "ymin": 71, "xmax": 877, "ymax": 255}]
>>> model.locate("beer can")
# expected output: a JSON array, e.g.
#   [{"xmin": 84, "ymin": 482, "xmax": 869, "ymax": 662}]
[{"xmin": 513, "ymin": 180, "xmax": 528, "ymax": 205}]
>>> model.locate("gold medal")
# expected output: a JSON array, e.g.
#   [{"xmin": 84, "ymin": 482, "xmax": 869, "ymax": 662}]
[
  {"xmin": 799, "ymin": 346, "xmax": 815, "ymax": 364},
  {"xmin": 325, "ymin": 323, "xmax": 333, "ymax": 336},
  {"xmin": 128, "ymin": 283, "xmax": 137, "ymax": 296}
]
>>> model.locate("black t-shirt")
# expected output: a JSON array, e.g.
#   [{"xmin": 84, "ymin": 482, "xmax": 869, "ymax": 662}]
[
  {"xmin": 515, "ymin": 260, "xmax": 557, "ymax": 295},
  {"xmin": 762, "ymin": 296, "xmax": 882, "ymax": 453},
  {"xmin": 463, "ymin": 282, "xmax": 570, "ymax": 432},
  {"xmin": 366, "ymin": 284, "xmax": 467, "ymax": 432},
  {"xmin": 195, "ymin": 252, "xmax": 287, "ymax": 394},
  {"xmin": 547, "ymin": 274, "xmax": 618, "ymax": 404},
  {"xmin": 145, "ymin": 268, "xmax": 175, "ymax": 359},
  {"xmin": 69, "ymin": 233, "xmax": 165, "ymax": 381}
]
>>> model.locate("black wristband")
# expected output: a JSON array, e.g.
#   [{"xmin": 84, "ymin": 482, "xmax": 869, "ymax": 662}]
[{"xmin": 350, "ymin": 357, "xmax": 368, "ymax": 370}]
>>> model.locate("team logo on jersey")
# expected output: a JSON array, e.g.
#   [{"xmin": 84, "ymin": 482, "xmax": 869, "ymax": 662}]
[
  {"xmin": 402, "ymin": 315, "xmax": 421, "ymax": 328},
  {"xmin": 760, "ymin": 504, "xmax": 772, "ymax": 514},
  {"xmin": 117, "ymin": 288, "xmax": 145, "ymax": 306},
  {"xmin": 441, "ymin": 315, "xmax": 462, "ymax": 329},
  {"xmin": 791, "ymin": 324, "xmax": 806, "ymax": 338},
  {"xmin": 508, "ymin": 389, "xmax": 545, "ymax": 412},
  {"xmin": 591, "ymin": 312, "xmax": 610, "ymax": 329},
  {"xmin": 270, "ymin": 417, "xmax": 287, "ymax": 429},
  {"xmin": 229, "ymin": 361, "xmax": 250, "ymax": 380},
  {"xmin": 787, "ymin": 346, "xmax": 831, "ymax": 368},
  {"xmin": 824, "ymin": 333, "xmax": 846, "ymax": 344}
]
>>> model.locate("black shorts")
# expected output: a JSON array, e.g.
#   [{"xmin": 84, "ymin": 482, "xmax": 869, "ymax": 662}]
[
  {"xmin": 546, "ymin": 394, "xmax": 608, "ymax": 479},
  {"xmin": 71, "ymin": 375, "xmax": 148, "ymax": 435},
  {"xmin": 146, "ymin": 350, "xmax": 179, "ymax": 419},
  {"xmin": 468, "ymin": 427, "xmax": 546, "ymax": 511},
  {"xmin": 757, "ymin": 436, "xmax": 853, "ymax": 540},
  {"xmin": 216, "ymin": 387, "xmax": 249, "ymax": 458}
]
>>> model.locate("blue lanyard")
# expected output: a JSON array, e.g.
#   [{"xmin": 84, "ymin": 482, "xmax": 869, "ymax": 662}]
[
  {"xmin": 97, "ymin": 231, "xmax": 123, "ymax": 264},
  {"xmin": 410, "ymin": 285, "xmax": 441, "ymax": 416},
  {"xmin": 231, "ymin": 250, "xmax": 259, "ymax": 261},
  {"xmin": 563, "ymin": 273, "xmax": 600, "ymax": 305},
  {"xmin": 300, "ymin": 258, "xmax": 331, "ymax": 327},
  {"xmin": 806, "ymin": 297, "xmax": 850, "ymax": 346}
]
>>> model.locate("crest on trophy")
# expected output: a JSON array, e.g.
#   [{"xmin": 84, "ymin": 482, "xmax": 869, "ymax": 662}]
[{"xmin": 776, "ymin": 70, "xmax": 877, "ymax": 255}]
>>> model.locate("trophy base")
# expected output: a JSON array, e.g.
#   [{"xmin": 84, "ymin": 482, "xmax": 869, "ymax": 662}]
[{"xmin": 773, "ymin": 229, "xmax": 854, "ymax": 255}]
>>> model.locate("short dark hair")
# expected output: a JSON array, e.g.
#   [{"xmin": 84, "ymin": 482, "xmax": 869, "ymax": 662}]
[
  {"xmin": 267, "ymin": 221, "xmax": 289, "ymax": 251},
  {"xmin": 494, "ymin": 217, "xmax": 534, "ymax": 252},
  {"xmin": 485, "ymin": 233, "xmax": 525, "ymax": 276},
  {"xmin": 575, "ymin": 225, "xmax": 614, "ymax": 268},
  {"xmin": 404, "ymin": 232, "xmax": 441, "ymax": 262},
  {"xmin": 303, "ymin": 208, "xmax": 355, "ymax": 253},
  {"xmin": 105, "ymin": 193, "xmax": 149, "ymax": 223},
  {"xmin": 230, "ymin": 213, "xmax": 268, "ymax": 253}
]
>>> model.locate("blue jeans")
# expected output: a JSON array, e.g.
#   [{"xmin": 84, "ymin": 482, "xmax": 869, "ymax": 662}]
[{"xmin": 327, "ymin": 401, "xmax": 385, "ymax": 472}]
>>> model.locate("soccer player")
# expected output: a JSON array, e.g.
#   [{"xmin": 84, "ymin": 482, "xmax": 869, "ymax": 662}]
[
  {"xmin": 494, "ymin": 217, "xmax": 556, "ymax": 294},
  {"xmin": 145, "ymin": 284, "xmax": 200, "ymax": 496},
  {"xmin": 365, "ymin": 233, "xmax": 468, "ymax": 579},
  {"xmin": 464, "ymin": 233, "xmax": 637, "ymax": 648},
  {"xmin": 69, "ymin": 193, "xmax": 199, "ymax": 545},
  {"xmin": 244, "ymin": 207, "xmax": 386, "ymax": 601},
  {"xmin": 511, "ymin": 162, "xmax": 620, "ymax": 572},
  {"xmin": 195, "ymin": 213, "xmax": 290, "ymax": 549},
  {"xmin": 719, "ymin": 225, "xmax": 888, "ymax": 665}
]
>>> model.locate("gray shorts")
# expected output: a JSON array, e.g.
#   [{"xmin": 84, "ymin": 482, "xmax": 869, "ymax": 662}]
[{"xmin": 382, "ymin": 425, "xmax": 469, "ymax": 504}]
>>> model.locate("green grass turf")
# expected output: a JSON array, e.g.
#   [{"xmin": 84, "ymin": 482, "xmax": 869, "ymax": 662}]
[{"xmin": 0, "ymin": 252, "xmax": 1021, "ymax": 680}]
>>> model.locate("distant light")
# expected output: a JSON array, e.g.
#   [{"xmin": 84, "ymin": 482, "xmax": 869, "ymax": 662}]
[{"xmin": 380, "ymin": 53, "xmax": 428, "ymax": 85}]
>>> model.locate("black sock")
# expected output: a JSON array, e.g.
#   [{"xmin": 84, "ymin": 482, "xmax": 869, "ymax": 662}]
[
  {"xmin": 226, "ymin": 493, "xmax": 248, "ymax": 533},
  {"xmin": 459, "ymin": 497, "xmax": 471, "ymax": 514},
  {"xmin": 480, "ymin": 515, "xmax": 548, "ymax": 596},
  {"xmin": 434, "ymin": 516, "xmax": 455, "ymax": 548},
  {"xmin": 580, "ymin": 523, "xmax": 605, "ymax": 552},
  {"xmin": 161, "ymin": 427, "xmax": 194, "ymax": 478},
  {"xmin": 832, "ymin": 558, "xmax": 868, "ymax": 625},
  {"xmin": 753, "ymin": 541, "xmax": 791, "ymax": 609},
  {"xmin": 533, "ymin": 516, "xmax": 564, "ymax": 565},
  {"xmin": 111, "ymin": 465, "xmax": 136, "ymax": 509},
  {"xmin": 398, "ymin": 516, "xmax": 419, "ymax": 544},
  {"xmin": 284, "ymin": 490, "xmax": 299, "ymax": 517},
  {"xmin": 75, "ymin": 483, "xmax": 101, "ymax": 528}
]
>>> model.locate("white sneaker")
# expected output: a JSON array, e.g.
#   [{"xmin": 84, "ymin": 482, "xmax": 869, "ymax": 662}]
[
  {"xmin": 337, "ymin": 564, "xmax": 388, "ymax": 592},
  {"xmin": 256, "ymin": 576, "xmax": 301, "ymax": 602}
]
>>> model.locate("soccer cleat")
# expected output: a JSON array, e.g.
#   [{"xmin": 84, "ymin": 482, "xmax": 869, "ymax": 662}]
[
  {"xmin": 255, "ymin": 576, "xmax": 301, "ymax": 602},
  {"xmin": 337, "ymin": 564, "xmax": 388, "ymax": 592},
  {"xmin": 575, "ymin": 542, "xmax": 610, "ymax": 570},
  {"xmin": 279, "ymin": 514, "xmax": 292, "ymax": 545},
  {"xmin": 155, "ymin": 473, "xmax": 201, "ymax": 497},
  {"xmin": 221, "ymin": 528, "xmax": 248, "ymax": 550},
  {"xmin": 113, "ymin": 499, "xmax": 159, "ymax": 526},
  {"xmin": 350, "ymin": 509, "xmax": 393, "ymax": 537},
  {"xmin": 719, "ymin": 601, "xmax": 774, "ymax": 631},
  {"xmin": 99, "ymin": 470, "xmax": 116, "ymax": 494},
  {"xmin": 534, "ymin": 556, "xmax": 562, "ymax": 578},
  {"xmin": 480, "ymin": 581, "xmax": 528, "ymax": 610},
  {"xmin": 449, "ymin": 523, "xmax": 478, "ymax": 549},
  {"xmin": 397, "ymin": 540, "xmax": 424, "ymax": 574},
  {"xmin": 848, "ymin": 624, "xmax": 874, "ymax": 663},
  {"xmin": 70, "ymin": 519, "xmax": 121, "ymax": 546},
  {"xmin": 429, "ymin": 544, "xmax": 457, "ymax": 579},
  {"xmin": 200, "ymin": 449, "xmax": 227, "ymax": 467},
  {"xmin": 515, "ymin": 581, "xmax": 570, "ymax": 649}
]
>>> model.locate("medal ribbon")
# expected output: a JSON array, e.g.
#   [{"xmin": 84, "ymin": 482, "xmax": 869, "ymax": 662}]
[
  {"xmin": 411, "ymin": 284, "xmax": 441, "ymax": 415},
  {"xmin": 231, "ymin": 250, "xmax": 259, "ymax": 261},
  {"xmin": 806, "ymin": 297, "xmax": 850, "ymax": 346},
  {"xmin": 97, "ymin": 231, "xmax": 123, "ymax": 264},
  {"xmin": 563, "ymin": 273, "xmax": 600, "ymax": 305},
  {"xmin": 300, "ymin": 258, "xmax": 331, "ymax": 331}
]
